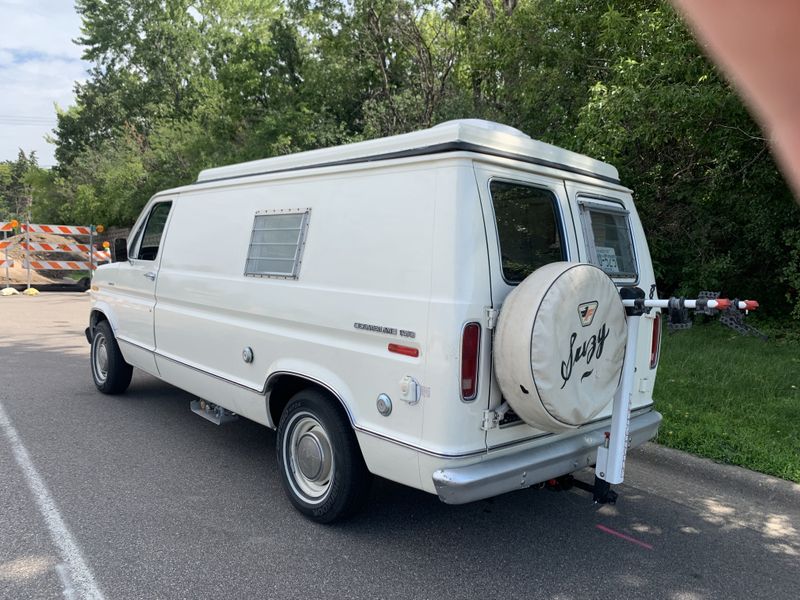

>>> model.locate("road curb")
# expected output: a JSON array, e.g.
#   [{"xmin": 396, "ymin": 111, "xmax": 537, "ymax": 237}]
[{"xmin": 631, "ymin": 442, "xmax": 800, "ymax": 502}]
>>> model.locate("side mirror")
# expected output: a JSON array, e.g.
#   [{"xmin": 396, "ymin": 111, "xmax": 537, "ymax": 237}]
[{"xmin": 113, "ymin": 238, "xmax": 129, "ymax": 263}]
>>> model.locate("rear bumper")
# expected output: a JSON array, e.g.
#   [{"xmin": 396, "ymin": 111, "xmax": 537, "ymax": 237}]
[{"xmin": 432, "ymin": 410, "xmax": 662, "ymax": 504}]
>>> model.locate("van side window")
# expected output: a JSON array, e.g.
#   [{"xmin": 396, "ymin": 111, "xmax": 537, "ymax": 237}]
[
  {"xmin": 579, "ymin": 200, "xmax": 637, "ymax": 279},
  {"xmin": 490, "ymin": 181, "xmax": 565, "ymax": 283},
  {"xmin": 136, "ymin": 201, "xmax": 172, "ymax": 261},
  {"xmin": 245, "ymin": 210, "xmax": 310, "ymax": 279}
]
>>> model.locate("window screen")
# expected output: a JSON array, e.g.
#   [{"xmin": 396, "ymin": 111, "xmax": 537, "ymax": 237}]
[
  {"xmin": 245, "ymin": 210, "xmax": 310, "ymax": 278},
  {"xmin": 580, "ymin": 201, "xmax": 637, "ymax": 278},
  {"xmin": 136, "ymin": 201, "xmax": 172, "ymax": 261},
  {"xmin": 490, "ymin": 181, "xmax": 565, "ymax": 283}
]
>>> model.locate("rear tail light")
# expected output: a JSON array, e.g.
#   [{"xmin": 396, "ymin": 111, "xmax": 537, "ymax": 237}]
[
  {"xmin": 461, "ymin": 322, "xmax": 481, "ymax": 400},
  {"xmin": 650, "ymin": 313, "xmax": 662, "ymax": 369}
]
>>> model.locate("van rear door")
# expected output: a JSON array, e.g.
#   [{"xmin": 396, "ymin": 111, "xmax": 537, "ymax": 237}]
[
  {"xmin": 563, "ymin": 181, "xmax": 659, "ymax": 416},
  {"xmin": 472, "ymin": 162, "xmax": 580, "ymax": 450}
]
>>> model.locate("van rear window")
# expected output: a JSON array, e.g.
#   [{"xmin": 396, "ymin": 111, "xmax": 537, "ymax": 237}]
[
  {"xmin": 490, "ymin": 181, "xmax": 565, "ymax": 283},
  {"xmin": 579, "ymin": 200, "xmax": 637, "ymax": 279}
]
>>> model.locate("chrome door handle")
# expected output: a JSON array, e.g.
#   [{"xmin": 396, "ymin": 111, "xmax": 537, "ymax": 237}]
[{"xmin": 144, "ymin": 272, "xmax": 156, "ymax": 281}]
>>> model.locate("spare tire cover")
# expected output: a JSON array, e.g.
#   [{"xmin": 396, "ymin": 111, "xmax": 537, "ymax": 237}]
[{"xmin": 493, "ymin": 262, "xmax": 626, "ymax": 432}]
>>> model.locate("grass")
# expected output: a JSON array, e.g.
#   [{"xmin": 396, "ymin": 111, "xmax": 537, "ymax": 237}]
[
  {"xmin": 65, "ymin": 272, "xmax": 90, "ymax": 281},
  {"xmin": 653, "ymin": 322, "xmax": 800, "ymax": 483}
]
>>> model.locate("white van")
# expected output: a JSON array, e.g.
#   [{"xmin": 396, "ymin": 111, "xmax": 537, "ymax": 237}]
[{"xmin": 87, "ymin": 119, "xmax": 662, "ymax": 522}]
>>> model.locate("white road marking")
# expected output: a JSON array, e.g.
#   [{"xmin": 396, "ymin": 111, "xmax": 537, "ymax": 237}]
[
  {"xmin": 0, "ymin": 401, "xmax": 105, "ymax": 600},
  {"xmin": 55, "ymin": 563, "xmax": 77, "ymax": 600}
]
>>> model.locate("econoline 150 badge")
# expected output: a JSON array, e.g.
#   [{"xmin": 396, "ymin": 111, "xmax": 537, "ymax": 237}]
[{"xmin": 577, "ymin": 301, "xmax": 598, "ymax": 327}]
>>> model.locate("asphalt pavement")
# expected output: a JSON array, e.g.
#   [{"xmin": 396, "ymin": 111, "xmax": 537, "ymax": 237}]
[{"xmin": 1, "ymin": 293, "xmax": 798, "ymax": 600}]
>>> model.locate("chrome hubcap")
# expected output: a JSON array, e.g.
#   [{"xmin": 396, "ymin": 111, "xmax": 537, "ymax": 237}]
[
  {"xmin": 93, "ymin": 335, "xmax": 108, "ymax": 382},
  {"xmin": 285, "ymin": 414, "xmax": 334, "ymax": 504},
  {"xmin": 297, "ymin": 431, "xmax": 331, "ymax": 481}
]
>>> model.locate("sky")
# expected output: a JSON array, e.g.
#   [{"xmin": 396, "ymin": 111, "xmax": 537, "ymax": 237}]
[{"xmin": 0, "ymin": 0, "xmax": 89, "ymax": 167}]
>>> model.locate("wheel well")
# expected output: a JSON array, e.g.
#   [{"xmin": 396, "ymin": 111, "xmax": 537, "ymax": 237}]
[
  {"xmin": 267, "ymin": 374, "xmax": 352, "ymax": 429},
  {"xmin": 90, "ymin": 310, "xmax": 108, "ymax": 329}
]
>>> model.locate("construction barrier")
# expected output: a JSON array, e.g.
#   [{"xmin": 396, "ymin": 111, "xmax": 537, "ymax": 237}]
[
  {"xmin": 2, "ymin": 222, "xmax": 17, "ymax": 290},
  {"xmin": 21, "ymin": 223, "xmax": 92, "ymax": 235},
  {"xmin": 21, "ymin": 242, "xmax": 110, "ymax": 262},
  {"xmin": 23, "ymin": 260, "xmax": 96, "ymax": 271},
  {"xmin": 2, "ymin": 220, "xmax": 108, "ymax": 290}
]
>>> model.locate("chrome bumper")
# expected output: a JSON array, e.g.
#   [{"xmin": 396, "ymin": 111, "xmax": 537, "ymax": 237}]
[{"xmin": 432, "ymin": 410, "xmax": 662, "ymax": 504}]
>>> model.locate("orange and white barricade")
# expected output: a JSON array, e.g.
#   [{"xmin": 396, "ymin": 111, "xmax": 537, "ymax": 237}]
[
  {"xmin": 1, "ymin": 221, "xmax": 18, "ymax": 288},
  {"xmin": 0, "ymin": 220, "xmax": 109, "ymax": 290},
  {"xmin": 23, "ymin": 260, "xmax": 95, "ymax": 271},
  {"xmin": 21, "ymin": 223, "xmax": 92, "ymax": 235},
  {"xmin": 21, "ymin": 224, "xmax": 109, "ymax": 268},
  {"xmin": 18, "ymin": 221, "xmax": 108, "ymax": 289},
  {"xmin": 21, "ymin": 242, "xmax": 110, "ymax": 262}
]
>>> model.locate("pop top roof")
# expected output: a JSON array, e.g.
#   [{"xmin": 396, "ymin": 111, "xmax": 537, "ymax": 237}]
[{"xmin": 195, "ymin": 119, "xmax": 620, "ymax": 185}]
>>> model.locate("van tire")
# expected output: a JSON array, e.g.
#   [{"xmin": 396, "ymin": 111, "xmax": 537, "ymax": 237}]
[
  {"xmin": 91, "ymin": 320, "xmax": 133, "ymax": 394},
  {"xmin": 277, "ymin": 390, "xmax": 371, "ymax": 523}
]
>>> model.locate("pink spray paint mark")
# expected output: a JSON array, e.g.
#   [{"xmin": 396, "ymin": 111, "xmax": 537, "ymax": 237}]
[{"xmin": 596, "ymin": 524, "xmax": 654, "ymax": 550}]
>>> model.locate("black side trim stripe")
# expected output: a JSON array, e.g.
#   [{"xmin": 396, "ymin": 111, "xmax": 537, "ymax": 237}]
[
  {"xmin": 353, "ymin": 427, "xmax": 489, "ymax": 459},
  {"xmin": 196, "ymin": 141, "xmax": 621, "ymax": 186},
  {"xmin": 147, "ymin": 348, "xmax": 482, "ymax": 457},
  {"xmin": 154, "ymin": 349, "xmax": 263, "ymax": 393}
]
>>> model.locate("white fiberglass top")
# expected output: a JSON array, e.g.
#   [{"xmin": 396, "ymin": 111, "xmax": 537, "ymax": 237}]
[{"xmin": 196, "ymin": 119, "xmax": 619, "ymax": 184}]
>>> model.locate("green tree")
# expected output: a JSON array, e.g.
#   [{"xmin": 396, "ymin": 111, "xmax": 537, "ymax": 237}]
[
  {"xmin": 0, "ymin": 151, "xmax": 41, "ymax": 220},
  {"xmin": 572, "ymin": 4, "xmax": 800, "ymax": 313},
  {"xmin": 39, "ymin": 0, "xmax": 800, "ymax": 317}
]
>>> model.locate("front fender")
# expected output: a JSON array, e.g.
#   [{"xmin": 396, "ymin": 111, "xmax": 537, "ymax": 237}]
[{"xmin": 88, "ymin": 300, "xmax": 120, "ymax": 338}]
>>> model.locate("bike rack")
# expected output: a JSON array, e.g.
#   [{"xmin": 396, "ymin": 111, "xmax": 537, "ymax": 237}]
[{"xmin": 592, "ymin": 288, "xmax": 760, "ymax": 503}]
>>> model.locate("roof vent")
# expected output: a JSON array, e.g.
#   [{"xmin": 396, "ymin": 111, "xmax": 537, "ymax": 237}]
[{"xmin": 433, "ymin": 119, "xmax": 531, "ymax": 140}]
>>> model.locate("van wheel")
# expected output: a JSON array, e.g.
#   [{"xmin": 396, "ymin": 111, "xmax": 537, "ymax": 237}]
[
  {"xmin": 277, "ymin": 390, "xmax": 371, "ymax": 523},
  {"xmin": 91, "ymin": 320, "xmax": 133, "ymax": 394}
]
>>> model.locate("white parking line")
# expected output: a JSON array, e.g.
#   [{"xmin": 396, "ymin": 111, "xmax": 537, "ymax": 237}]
[
  {"xmin": 0, "ymin": 401, "xmax": 105, "ymax": 600},
  {"xmin": 55, "ymin": 563, "xmax": 77, "ymax": 600}
]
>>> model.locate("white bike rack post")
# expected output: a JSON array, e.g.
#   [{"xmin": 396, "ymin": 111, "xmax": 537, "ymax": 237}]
[
  {"xmin": 595, "ymin": 312, "xmax": 640, "ymax": 487},
  {"xmin": 592, "ymin": 291, "xmax": 758, "ymax": 503}
]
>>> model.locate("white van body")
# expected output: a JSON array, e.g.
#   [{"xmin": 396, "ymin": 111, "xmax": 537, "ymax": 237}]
[{"xmin": 89, "ymin": 120, "xmax": 661, "ymax": 520}]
